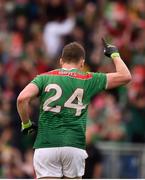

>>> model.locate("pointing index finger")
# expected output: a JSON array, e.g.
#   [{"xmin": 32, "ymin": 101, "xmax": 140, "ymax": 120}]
[{"xmin": 102, "ymin": 38, "xmax": 108, "ymax": 48}]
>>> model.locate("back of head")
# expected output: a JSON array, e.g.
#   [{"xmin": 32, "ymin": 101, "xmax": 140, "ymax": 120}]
[{"xmin": 61, "ymin": 42, "xmax": 85, "ymax": 64}]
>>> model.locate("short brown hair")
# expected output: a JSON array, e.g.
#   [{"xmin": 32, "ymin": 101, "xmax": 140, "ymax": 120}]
[{"xmin": 61, "ymin": 42, "xmax": 85, "ymax": 63}]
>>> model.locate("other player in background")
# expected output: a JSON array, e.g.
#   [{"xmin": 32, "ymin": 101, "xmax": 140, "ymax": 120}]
[{"xmin": 17, "ymin": 40, "xmax": 131, "ymax": 179}]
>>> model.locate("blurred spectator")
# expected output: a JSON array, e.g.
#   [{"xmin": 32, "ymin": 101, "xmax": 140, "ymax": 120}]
[
  {"xmin": 43, "ymin": 17, "xmax": 75, "ymax": 59},
  {"xmin": 126, "ymin": 65, "xmax": 145, "ymax": 143},
  {"xmin": 99, "ymin": 95, "xmax": 127, "ymax": 142},
  {"xmin": 84, "ymin": 104, "xmax": 104, "ymax": 179}
]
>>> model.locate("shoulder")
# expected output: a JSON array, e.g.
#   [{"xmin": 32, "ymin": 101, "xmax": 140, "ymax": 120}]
[
  {"xmin": 39, "ymin": 69, "xmax": 60, "ymax": 77},
  {"xmin": 90, "ymin": 72, "xmax": 107, "ymax": 77},
  {"xmin": 83, "ymin": 72, "xmax": 102, "ymax": 78}
]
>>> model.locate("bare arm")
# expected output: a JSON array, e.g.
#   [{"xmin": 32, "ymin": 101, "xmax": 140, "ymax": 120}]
[
  {"xmin": 17, "ymin": 83, "xmax": 39, "ymax": 124},
  {"xmin": 106, "ymin": 56, "xmax": 132, "ymax": 89}
]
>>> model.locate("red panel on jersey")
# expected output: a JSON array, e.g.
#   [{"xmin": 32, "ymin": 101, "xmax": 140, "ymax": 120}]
[{"xmin": 42, "ymin": 70, "xmax": 93, "ymax": 79}]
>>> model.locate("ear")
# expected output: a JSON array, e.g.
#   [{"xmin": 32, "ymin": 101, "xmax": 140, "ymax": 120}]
[
  {"xmin": 80, "ymin": 59, "xmax": 85, "ymax": 68},
  {"xmin": 60, "ymin": 58, "xmax": 63, "ymax": 66}
]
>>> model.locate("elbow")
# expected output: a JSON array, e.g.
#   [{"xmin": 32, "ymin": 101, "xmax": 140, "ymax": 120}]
[
  {"xmin": 17, "ymin": 93, "xmax": 29, "ymax": 105},
  {"xmin": 124, "ymin": 73, "xmax": 132, "ymax": 84},
  {"xmin": 17, "ymin": 94, "xmax": 24, "ymax": 105}
]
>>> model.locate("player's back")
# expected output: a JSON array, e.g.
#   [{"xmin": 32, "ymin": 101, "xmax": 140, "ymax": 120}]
[{"xmin": 31, "ymin": 68, "xmax": 106, "ymax": 149}]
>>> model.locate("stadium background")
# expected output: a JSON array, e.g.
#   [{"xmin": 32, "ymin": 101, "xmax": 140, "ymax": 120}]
[{"xmin": 0, "ymin": 0, "xmax": 145, "ymax": 178}]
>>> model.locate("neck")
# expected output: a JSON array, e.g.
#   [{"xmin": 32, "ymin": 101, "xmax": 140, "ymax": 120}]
[{"xmin": 62, "ymin": 63, "xmax": 80, "ymax": 70}]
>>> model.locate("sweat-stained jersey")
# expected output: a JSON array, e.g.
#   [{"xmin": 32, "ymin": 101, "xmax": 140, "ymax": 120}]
[{"xmin": 31, "ymin": 68, "xmax": 107, "ymax": 149}]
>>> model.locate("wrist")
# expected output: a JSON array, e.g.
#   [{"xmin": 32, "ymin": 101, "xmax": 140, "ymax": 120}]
[
  {"xmin": 22, "ymin": 120, "xmax": 32, "ymax": 130},
  {"xmin": 111, "ymin": 52, "xmax": 120, "ymax": 59}
]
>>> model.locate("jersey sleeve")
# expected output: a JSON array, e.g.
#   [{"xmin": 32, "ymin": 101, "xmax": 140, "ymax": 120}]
[
  {"xmin": 89, "ymin": 72, "xmax": 107, "ymax": 97},
  {"xmin": 31, "ymin": 75, "xmax": 44, "ymax": 93}
]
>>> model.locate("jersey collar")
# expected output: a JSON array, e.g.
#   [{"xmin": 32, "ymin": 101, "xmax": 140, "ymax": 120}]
[{"xmin": 62, "ymin": 68, "xmax": 78, "ymax": 70}]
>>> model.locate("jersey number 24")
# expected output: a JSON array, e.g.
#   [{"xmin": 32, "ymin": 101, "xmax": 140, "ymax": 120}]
[{"xmin": 43, "ymin": 84, "xmax": 86, "ymax": 116}]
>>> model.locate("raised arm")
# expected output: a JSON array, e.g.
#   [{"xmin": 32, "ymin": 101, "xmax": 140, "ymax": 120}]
[
  {"xmin": 17, "ymin": 83, "xmax": 39, "ymax": 135},
  {"xmin": 106, "ymin": 56, "xmax": 131, "ymax": 89},
  {"xmin": 102, "ymin": 39, "xmax": 132, "ymax": 89}
]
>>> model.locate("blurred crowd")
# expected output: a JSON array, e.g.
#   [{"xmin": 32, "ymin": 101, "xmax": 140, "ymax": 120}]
[{"xmin": 0, "ymin": 0, "xmax": 145, "ymax": 178}]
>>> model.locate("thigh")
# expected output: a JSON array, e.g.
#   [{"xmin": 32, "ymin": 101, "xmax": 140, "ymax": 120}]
[
  {"xmin": 33, "ymin": 148, "xmax": 63, "ymax": 179},
  {"xmin": 61, "ymin": 147, "xmax": 88, "ymax": 178}
]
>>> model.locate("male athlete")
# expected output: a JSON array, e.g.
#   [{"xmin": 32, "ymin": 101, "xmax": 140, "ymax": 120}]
[{"xmin": 17, "ymin": 40, "xmax": 131, "ymax": 179}]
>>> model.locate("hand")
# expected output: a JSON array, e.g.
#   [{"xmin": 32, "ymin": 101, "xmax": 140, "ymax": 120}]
[
  {"xmin": 21, "ymin": 120, "xmax": 37, "ymax": 136},
  {"xmin": 102, "ymin": 38, "xmax": 120, "ymax": 58}
]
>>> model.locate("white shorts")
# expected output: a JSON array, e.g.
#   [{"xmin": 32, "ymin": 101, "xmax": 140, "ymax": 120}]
[{"xmin": 33, "ymin": 147, "xmax": 88, "ymax": 178}]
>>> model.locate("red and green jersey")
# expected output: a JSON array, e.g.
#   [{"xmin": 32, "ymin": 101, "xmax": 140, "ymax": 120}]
[{"xmin": 31, "ymin": 68, "xmax": 107, "ymax": 149}]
